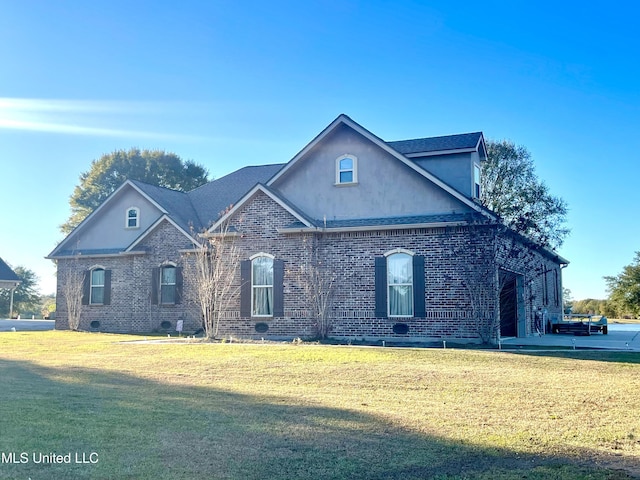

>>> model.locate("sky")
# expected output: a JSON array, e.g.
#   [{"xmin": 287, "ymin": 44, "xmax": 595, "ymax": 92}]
[{"xmin": 1, "ymin": 0, "xmax": 638, "ymax": 300}]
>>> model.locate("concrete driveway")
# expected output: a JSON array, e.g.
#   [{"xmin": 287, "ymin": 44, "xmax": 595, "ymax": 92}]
[
  {"xmin": 501, "ymin": 324, "xmax": 640, "ymax": 351},
  {"xmin": 0, "ymin": 318, "xmax": 55, "ymax": 332}
]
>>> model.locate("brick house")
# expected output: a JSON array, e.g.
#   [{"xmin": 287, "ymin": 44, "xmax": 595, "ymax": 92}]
[{"xmin": 48, "ymin": 114, "xmax": 567, "ymax": 342}]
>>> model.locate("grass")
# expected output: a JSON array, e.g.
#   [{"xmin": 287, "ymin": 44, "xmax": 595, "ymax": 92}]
[{"xmin": 0, "ymin": 332, "xmax": 639, "ymax": 479}]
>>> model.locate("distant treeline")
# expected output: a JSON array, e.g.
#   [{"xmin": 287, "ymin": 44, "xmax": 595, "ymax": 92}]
[{"xmin": 569, "ymin": 298, "xmax": 637, "ymax": 319}]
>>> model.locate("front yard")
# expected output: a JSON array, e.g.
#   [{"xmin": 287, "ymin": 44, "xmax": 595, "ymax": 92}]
[{"xmin": 0, "ymin": 331, "xmax": 639, "ymax": 479}]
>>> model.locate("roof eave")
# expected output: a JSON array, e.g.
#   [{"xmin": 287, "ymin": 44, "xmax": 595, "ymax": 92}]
[{"xmin": 278, "ymin": 220, "xmax": 470, "ymax": 234}]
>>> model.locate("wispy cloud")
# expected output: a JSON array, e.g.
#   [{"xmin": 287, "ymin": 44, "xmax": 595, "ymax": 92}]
[{"xmin": 0, "ymin": 98, "xmax": 204, "ymax": 140}]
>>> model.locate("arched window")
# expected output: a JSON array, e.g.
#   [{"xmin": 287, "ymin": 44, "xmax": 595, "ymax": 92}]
[
  {"xmin": 126, "ymin": 207, "xmax": 140, "ymax": 228},
  {"xmin": 90, "ymin": 268, "xmax": 106, "ymax": 305},
  {"xmin": 387, "ymin": 252, "xmax": 414, "ymax": 317},
  {"xmin": 336, "ymin": 154, "xmax": 358, "ymax": 185},
  {"xmin": 252, "ymin": 255, "xmax": 274, "ymax": 316},
  {"xmin": 160, "ymin": 265, "xmax": 177, "ymax": 304}
]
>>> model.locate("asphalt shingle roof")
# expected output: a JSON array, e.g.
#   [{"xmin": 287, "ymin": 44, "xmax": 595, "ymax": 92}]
[
  {"xmin": 188, "ymin": 164, "xmax": 285, "ymax": 230},
  {"xmin": 0, "ymin": 257, "xmax": 21, "ymax": 282},
  {"xmin": 129, "ymin": 180, "xmax": 201, "ymax": 233},
  {"xmin": 283, "ymin": 213, "xmax": 485, "ymax": 230},
  {"xmin": 387, "ymin": 132, "xmax": 482, "ymax": 155}
]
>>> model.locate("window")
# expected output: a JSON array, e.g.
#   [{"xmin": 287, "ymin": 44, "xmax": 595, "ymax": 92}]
[
  {"xmin": 252, "ymin": 255, "xmax": 274, "ymax": 316},
  {"xmin": 336, "ymin": 155, "xmax": 357, "ymax": 185},
  {"xmin": 473, "ymin": 164, "xmax": 481, "ymax": 199},
  {"xmin": 240, "ymin": 256, "xmax": 284, "ymax": 318},
  {"xmin": 90, "ymin": 268, "xmax": 105, "ymax": 305},
  {"xmin": 375, "ymin": 251, "xmax": 424, "ymax": 319},
  {"xmin": 82, "ymin": 267, "xmax": 111, "ymax": 306},
  {"xmin": 126, "ymin": 207, "xmax": 139, "ymax": 228},
  {"xmin": 151, "ymin": 265, "xmax": 182, "ymax": 305},
  {"xmin": 387, "ymin": 253, "xmax": 414, "ymax": 317},
  {"xmin": 160, "ymin": 266, "xmax": 177, "ymax": 304}
]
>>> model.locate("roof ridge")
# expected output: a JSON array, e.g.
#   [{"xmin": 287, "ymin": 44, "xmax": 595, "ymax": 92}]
[{"xmin": 387, "ymin": 131, "xmax": 482, "ymax": 144}]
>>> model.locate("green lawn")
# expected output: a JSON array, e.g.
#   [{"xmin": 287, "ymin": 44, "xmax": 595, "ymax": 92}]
[{"xmin": 1, "ymin": 332, "xmax": 639, "ymax": 479}]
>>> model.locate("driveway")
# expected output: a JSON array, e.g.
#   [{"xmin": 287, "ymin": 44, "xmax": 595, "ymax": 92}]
[
  {"xmin": 501, "ymin": 324, "xmax": 640, "ymax": 351},
  {"xmin": 0, "ymin": 318, "xmax": 55, "ymax": 332}
]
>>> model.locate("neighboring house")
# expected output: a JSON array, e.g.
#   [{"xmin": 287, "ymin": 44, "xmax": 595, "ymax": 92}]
[
  {"xmin": 0, "ymin": 257, "xmax": 21, "ymax": 318},
  {"xmin": 48, "ymin": 114, "xmax": 567, "ymax": 342}
]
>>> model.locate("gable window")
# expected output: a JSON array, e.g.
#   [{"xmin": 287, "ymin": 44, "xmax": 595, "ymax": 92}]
[
  {"xmin": 387, "ymin": 253, "xmax": 414, "ymax": 317},
  {"xmin": 336, "ymin": 154, "xmax": 358, "ymax": 185},
  {"xmin": 252, "ymin": 255, "xmax": 274, "ymax": 316},
  {"xmin": 160, "ymin": 266, "xmax": 177, "ymax": 304},
  {"xmin": 126, "ymin": 207, "xmax": 140, "ymax": 228},
  {"xmin": 473, "ymin": 164, "xmax": 481, "ymax": 199}
]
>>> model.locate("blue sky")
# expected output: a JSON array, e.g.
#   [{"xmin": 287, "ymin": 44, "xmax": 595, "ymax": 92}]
[{"xmin": 1, "ymin": 0, "xmax": 638, "ymax": 300}]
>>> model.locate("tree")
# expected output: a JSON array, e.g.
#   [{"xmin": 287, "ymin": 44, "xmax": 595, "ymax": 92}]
[
  {"xmin": 39, "ymin": 294, "xmax": 56, "ymax": 319},
  {"xmin": 296, "ymin": 235, "xmax": 337, "ymax": 339},
  {"xmin": 59, "ymin": 262, "xmax": 85, "ymax": 330},
  {"xmin": 61, "ymin": 148, "xmax": 209, "ymax": 234},
  {"xmin": 184, "ymin": 220, "xmax": 242, "ymax": 339},
  {"xmin": 481, "ymin": 140, "xmax": 569, "ymax": 251},
  {"xmin": 563, "ymin": 287, "xmax": 573, "ymax": 312},
  {"xmin": 605, "ymin": 252, "xmax": 640, "ymax": 318},
  {"xmin": 0, "ymin": 267, "xmax": 41, "ymax": 317}
]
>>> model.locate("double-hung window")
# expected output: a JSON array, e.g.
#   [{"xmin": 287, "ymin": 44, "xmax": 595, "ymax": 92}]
[
  {"xmin": 160, "ymin": 266, "xmax": 177, "ymax": 304},
  {"xmin": 126, "ymin": 207, "xmax": 140, "ymax": 228},
  {"xmin": 90, "ymin": 268, "xmax": 105, "ymax": 305},
  {"xmin": 387, "ymin": 253, "xmax": 414, "ymax": 317},
  {"xmin": 336, "ymin": 155, "xmax": 357, "ymax": 185},
  {"xmin": 252, "ymin": 255, "xmax": 274, "ymax": 316},
  {"xmin": 375, "ymin": 250, "xmax": 425, "ymax": 319}
]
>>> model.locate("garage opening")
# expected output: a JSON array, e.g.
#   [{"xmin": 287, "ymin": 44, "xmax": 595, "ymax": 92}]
[{"xmin": 500, "ymin": 276, "xmax": 517, "ymax": 337}]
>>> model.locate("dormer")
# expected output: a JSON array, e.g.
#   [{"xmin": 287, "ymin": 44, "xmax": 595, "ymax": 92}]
[{"xmin": 387, "ymin": 132, "xmax": 487, "ymax": 200}]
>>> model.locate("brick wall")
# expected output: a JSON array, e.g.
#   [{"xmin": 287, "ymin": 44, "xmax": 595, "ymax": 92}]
[
  {"xmin": 55, "ymin": 192, "xmax": 563, "ymax": 342},
  {"xmin": 55, "ymin": 220, "xmax": 201, "ymax": 333}
]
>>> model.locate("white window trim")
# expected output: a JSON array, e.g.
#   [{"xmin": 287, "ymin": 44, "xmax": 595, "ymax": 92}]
[
  {"xmin": 251, "ymin": 253, "xmax": 274, "ymax": 317},
  {"xmin": 89, "ymin": 266, "xmax": 106, "ymax": 305},
  {"xmin": 384, "ymin": 248, "xmax": 415, "ymax": 257},
  {"xmin": 386, "ymin": 251, "xmax": 414, "ymax": 318},
  {"xmin": 125, "ymin": 207, "xmax": 140, "ymax": 229},
  {"xmin": 335, "ymin": 154, "xmax": 358, "ymax": 186},
  {"xmin": 473, "ymin": 163, "xmax": 481, "ymax": 199}
]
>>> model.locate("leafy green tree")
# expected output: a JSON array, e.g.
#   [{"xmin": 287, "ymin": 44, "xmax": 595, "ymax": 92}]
[
  {"xmin": 562, "ymin": 287, "xmax": 573, "ymax": 312},
  {"xmin": 61, "ymin": 148, "xmax": 209, "ymax": 234},
  {"xmin": 0, "ymin": 267, "xmax": 41, "ymax": 317},
  {"xmin": 39, "ymin": 294, "xmax": 56, "ymax": 319},
  {"xmin": 481, "ymin": 140, "xmax": 569, "ymax": 250},
  {"xmin": 571, "ymin": 298, "xmax": 607, "ymax": 315},
  {"xmin": 605, "ymin": 252, "xmax": 640, "ymax": 318}
]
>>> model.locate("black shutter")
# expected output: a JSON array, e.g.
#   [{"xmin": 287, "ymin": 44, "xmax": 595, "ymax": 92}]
[
  {"xmin": 151, "ymin": 267, "xmax": 160, "ymax": 305},
  {"xmin": 81, "ymin": 270, "xmax": 90, "ymax": 305},
  {"xmin": 273, "ymin": 259, "xmax": 285, "ymax": 318},
  {"xmin": 374, "ymin": 257, "xmax": 387, "ymax": 318},
  {"xmin": 103, "ymin": 270, "xmax": 112, "ymax": 305},
  {"xmin": 240, "ymin": 260, "xmax": 251, "ymax": 318},
  {"xmin": 175, "ymin": 267, "xmax": 183, "ymax": 305},
  {"xmin": 413, "ymin": 256, "xmax": 425, "ymax": 318}
]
